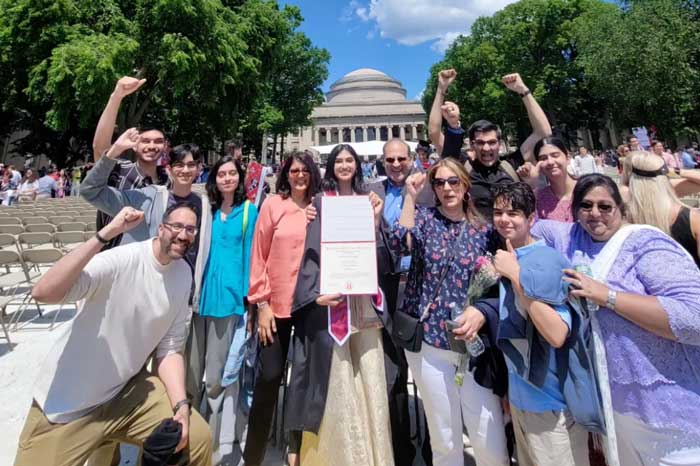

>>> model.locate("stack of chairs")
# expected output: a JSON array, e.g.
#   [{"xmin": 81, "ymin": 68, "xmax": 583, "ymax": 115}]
[{"xmin": 0, "ymin": 197, "xmax": 99, "ymax": 345}]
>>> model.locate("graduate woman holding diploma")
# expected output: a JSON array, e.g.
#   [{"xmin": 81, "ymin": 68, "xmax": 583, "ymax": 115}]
[{"xmin": 285, "ymin": 143, "xmax": 395, "ymax": 466}]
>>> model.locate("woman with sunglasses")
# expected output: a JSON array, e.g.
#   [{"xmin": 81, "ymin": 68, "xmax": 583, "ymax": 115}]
[
  {"xmin": 243, "ymin": 150, "xmax": 321, "ymax": 466},
  {"xmin": 192, "ymin": 155, "xmax": 258, "ymax": 458},
  {"xmin": 532, "ymin": 174, "xmax": 700, "ymax": 465},
  {"xmin": 390, "ymin": 158, "xmax": 510, "ymax": 466},
  {"xmin": 518, "ymin": 136, "xmax": 577, "ymax": 222},
  {"xmin": 286, "ymin": 144, "xmax": 392, "ymax": 466}
]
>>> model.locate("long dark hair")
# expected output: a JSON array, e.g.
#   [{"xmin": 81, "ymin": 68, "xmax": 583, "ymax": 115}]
[
  {"xmin": 571, "ymin": 173, "xmax": 626, "ymax": 221},
  {"xmin": 321, "ymin": 144, "xmax": 365, "ymax": 194},
  {"xmin": 206, "ymin": 156, "xmax": 247, "ymax": 212},
  {"xmin": 276, "ymin": 150, "xmax": 322, "ymax": 202},
  {"xmin": 534, "ymin": 136, "xmax": 569, "ymax": 160}
]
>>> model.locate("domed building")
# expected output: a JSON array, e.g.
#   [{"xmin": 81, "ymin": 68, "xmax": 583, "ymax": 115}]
[{"xmin": 283, "ymin": 68, "xmax": 427, "ymax": 153}]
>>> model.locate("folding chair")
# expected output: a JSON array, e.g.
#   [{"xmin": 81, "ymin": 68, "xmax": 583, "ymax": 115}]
[
  {"xmin": 0, "ymin": 217, "xmax": 21, "ymax": 225},
  {"xmin": 19, "ymin": 248, "xmax": 66, "ymax": 329},
  {"xmin": 0, "ymin": 248, "xmax": 40, "ymax": 334},
  {"xmin": 0, "ymin": 224, "xmax": 24, "ymax": 236},
  {"xmin": 74, "ymin": 216, "xmax": 95, "ymax": 224},
  {"xmin": 49, "ymin": 216, "xmax": 74, "ymax": 224},
  {"xmin": 54, "ymin": 231, "xmax": 85, "ymax": 253},
  {"xmin": 17, "ymin": 232, "xmax": 55, "ymax": 251},
  {"xmin": 25, "ymin": 223, "xmax": 57, "ymax": 234},
  {"xmin": 57, "ymin": 222, "xmax": 87, "ymax": 232},
  {"xmin": 23, "ymin": 216, "xmax": 49, "ymax": 225}
]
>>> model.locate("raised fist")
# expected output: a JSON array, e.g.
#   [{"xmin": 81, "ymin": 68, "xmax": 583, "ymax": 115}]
[
  {"xmin": 113, "ymin": 76, "xmax": 147, "ymax": 99},
  {"xmin": 438, "ymin": 69, "xmax": 457, "ymax": 92},
  {"xmin": 441, "ymin": 101, "xmax": 461, "ymax": 129},
  {"xmin": 103, "ymin": 207, "xmax": 144, "ymax": 239},
  {"xmin": 406, "ymin": 173, "xmax": 427, "ymax": 199},
  {"xmin": 107, "ymin": 128, "xmax": 140, "ymax": 159},
  {"xmin": 501, "ymin": 73, "xmax": 529, "ymax": 95}
]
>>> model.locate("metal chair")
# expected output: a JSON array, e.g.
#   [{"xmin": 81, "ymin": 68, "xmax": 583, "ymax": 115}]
[
  {"xmin": 25, "ymin": 223, "xmax": 57, "ymax": 234},
  {"xmin": 54, "ymin": 231, "xmax": 85, "ymax": 252},
  {"xmin": 0, "ymin": 225, "xmax": 23, "ymax": 236},
  {"xmin": 0, "ymin": 217, "xmax": 21, "ymax": 225},
  {"xmin": 19, "ymin": 248, "xmax": 66, "ymax": 329},
  {"xmin": 22, "ymin": 216, "xmax": 49, "ymax": 225},
  {"xmin": 57, "ymin": 222, "xmax": 87, "ymax": 232},
  {"xmin": 49, "ymin": 216, "xmax": 74, "ymax": 224}
]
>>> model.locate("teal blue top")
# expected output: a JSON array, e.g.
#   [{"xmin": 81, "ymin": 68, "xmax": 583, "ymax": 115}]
[{"xmin": 199, "ymin": 201, "xmax": 258, "ymax": 318}]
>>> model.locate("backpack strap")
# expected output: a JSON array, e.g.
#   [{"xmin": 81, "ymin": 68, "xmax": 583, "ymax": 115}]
[
  {"xmin": 242, "ymin": 200, "xmax": 250, "ymax": 237},
  {"xmin": 499, "ymin": 160, "xmax": 520, "ymax": 182}
]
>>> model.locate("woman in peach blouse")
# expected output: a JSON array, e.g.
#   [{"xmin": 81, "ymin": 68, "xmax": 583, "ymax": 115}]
[{"xmin": 243, "ymin": 150, "xmax": 321, "ymax": 466}]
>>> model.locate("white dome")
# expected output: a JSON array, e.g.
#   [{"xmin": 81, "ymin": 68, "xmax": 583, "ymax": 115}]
[{"xmin": 326, "ymin": 68, "xmax": 407, "ymax": 104}]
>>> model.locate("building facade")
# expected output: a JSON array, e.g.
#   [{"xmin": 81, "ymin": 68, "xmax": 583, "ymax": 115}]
[{"xmin": 283, "ymin": 68, "xmax": 427, "ymax": 153}]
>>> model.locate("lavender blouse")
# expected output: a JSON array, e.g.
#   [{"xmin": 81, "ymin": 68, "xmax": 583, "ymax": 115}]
[{"xmin": 532, "ymin": 220, "xmax": 700, "ymax": 438}]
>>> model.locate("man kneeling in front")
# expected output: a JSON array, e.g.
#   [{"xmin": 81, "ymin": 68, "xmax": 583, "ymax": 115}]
[{"xmin": 14, "ymin": 203, "xmax": 212, "ymax": 466}]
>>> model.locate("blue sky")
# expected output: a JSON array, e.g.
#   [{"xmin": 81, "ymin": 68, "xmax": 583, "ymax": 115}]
[{"xmin": 282, "ymin": 0, "xmax": 519, "ymax": 101}]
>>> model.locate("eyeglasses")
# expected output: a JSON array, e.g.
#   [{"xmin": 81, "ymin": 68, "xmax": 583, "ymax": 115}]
[
  {"xmin": 385, "ymin": 157, "xmax": 409, "ymax": 164},
  {"xmin": 163, "ymin": 222, "xmax": 198, "ymax": 236},
  {"xmin": 289, "ymin": 168, "xmax": 310, "ymax": 176},
  {"xmin": 473, "ymin": 139, "xmax": 499, "ymax": 148},
  {"xmin": 578, "ymin": 201, "xmax": 616, "ymax": 214},
  {"xmin": 171, "ymin": 162, "xmax": 199, "ymax": 170},
  {"xmin": 431, "ymin": 177, "xmax": 461, "ymax": 189}
]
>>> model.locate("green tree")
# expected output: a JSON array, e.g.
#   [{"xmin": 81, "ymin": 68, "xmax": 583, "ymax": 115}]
[
  {"xmin": 574, "ymin": 0, "xmax": 700, "ymax": 139},
  {"xmin": 0, "ymin": 0, "xmax": 329, "ymax": 166},
  {"xmin": 423, "ymin": 0, "xmax": 608, "ymax": 145}
]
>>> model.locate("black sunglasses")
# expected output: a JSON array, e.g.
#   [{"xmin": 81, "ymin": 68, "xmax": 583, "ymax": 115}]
[
  {"xmin": 385, "ymin": 157, "xmax": 409, "ymax": 164},
  {"xmin": 578, "ymin": 201, "xmax": 615, "ymax": 214},
  {"xmin": 431, "ymin": 177, "xmax": 461, "ymax": 188}
]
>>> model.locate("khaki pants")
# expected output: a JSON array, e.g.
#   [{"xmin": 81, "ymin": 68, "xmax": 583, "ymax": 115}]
[
  {"xmin": 14, "ymin": 371, "xmax": 212, "ymax": 466},
  {"xmin": 511, "ymin": 406, "xmax": 589, "ymax": 466}
]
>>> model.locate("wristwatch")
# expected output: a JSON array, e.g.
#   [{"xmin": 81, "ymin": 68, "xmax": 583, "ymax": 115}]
[
  {"xmin": 519, "ymin": 89, "xmax": 532, "ymax": 98},
  {"xmin": 606, "ymin": 289, "xmax": 617, "ymax": 311},
  {"xmin": 94, "ymin": 231, "xmax": 110, "ymax": 244}
]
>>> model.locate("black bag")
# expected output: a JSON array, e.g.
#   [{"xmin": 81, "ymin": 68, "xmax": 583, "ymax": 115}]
[
  {"xmin": 393, "ymin": 308, "xmax": 424, "ymax": 352},
  {"xmin": 392, "ymin": 222, "xmax": 466, "ymax": 353}
]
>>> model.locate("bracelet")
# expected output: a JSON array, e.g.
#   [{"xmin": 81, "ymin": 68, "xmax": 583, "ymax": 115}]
[
  {"xmin": 606, "ymin": 289, "xmax": 617, "ymax": 311},
  {"xmin": 257, "ymin": 301, "xmax": 269, "ymax": 310},
  {"xmin": 519, "ymin": 89, "xmax": 532, "ymax": 98},
  {"xmin": 94, "ymin": 231, "xmax": 110, "ymax": 245},
  {"xmin": 172, "ymin": 399, "xmax": 191, "ymax": 414}
]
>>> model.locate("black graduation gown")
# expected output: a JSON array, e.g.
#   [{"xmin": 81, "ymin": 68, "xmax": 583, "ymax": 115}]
[{"xmin": 284, "ymin": 192, "xmax": 390, "ymax": 435}]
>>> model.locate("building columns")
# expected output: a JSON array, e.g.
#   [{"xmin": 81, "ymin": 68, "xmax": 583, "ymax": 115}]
[
  {"xmin": 411, "ymin": 125, "xmax": 418, "ymax": 140},
  {"xmin": 400, "ymin": 126, "xmax": 406, "ymax": 140},
  {"xmin": 350, "ymin": 127, "xmax": 356, "ymax": 143}
]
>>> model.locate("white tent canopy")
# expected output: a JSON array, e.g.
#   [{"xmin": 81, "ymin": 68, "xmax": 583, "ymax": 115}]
[{"xmin": 309, "ymin": 140, "xmax": 419, "ymax": 157}]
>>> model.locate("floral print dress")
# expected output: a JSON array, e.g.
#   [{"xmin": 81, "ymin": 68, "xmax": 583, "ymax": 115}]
[{"xmin": 390, "ymin": 206, "xmax": 493, "ymax": 350}]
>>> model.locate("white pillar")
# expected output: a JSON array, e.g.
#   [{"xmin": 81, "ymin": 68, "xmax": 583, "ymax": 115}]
[
  {"xmin": 400, "ymin": 126, "xmax": 406, "ymax": 140},
  {"xmin": 411, "ymin": 125, "xmax": 418, "ymax": 140},
  {"xmin": 350, "ymin": 127, "xmax": 356, "ymax": 143},
  {"xmin": 363, "ymin": 126, "xmax": 368, "ymax": 142}
]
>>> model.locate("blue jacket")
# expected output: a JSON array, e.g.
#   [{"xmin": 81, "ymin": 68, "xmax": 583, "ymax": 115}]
[{"xmin": 490, "ymin": 242, "xmax": 606, "ymax": 434}]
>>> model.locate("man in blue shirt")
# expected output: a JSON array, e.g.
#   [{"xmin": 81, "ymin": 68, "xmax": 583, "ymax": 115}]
[
  {"xmin": 490, "ymin": 182, "xmax": 589, "ymax": 466},
  {"xmin": 36, "ymin": 168, "xmax": 58, "ymax": 199}
]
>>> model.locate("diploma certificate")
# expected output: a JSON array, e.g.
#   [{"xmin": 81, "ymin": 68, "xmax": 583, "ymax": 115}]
[{"xmin": 319, "ymin": 196, "xmax": 378, "ymax": 295}]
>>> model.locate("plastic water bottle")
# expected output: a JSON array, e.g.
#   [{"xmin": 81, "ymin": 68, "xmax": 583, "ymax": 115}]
[
  {"xmin": 466, "ymin": 335, "xmax": 485, "ymax": 357},
  {"xmin": 572, "ymin": 250, "xmax": 599, "ymax": 312}
]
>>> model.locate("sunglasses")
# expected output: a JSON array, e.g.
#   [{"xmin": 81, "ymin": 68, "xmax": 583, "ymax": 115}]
[
  {"xmin": 578, "ymin": 201, "xmax": 615, "ymax": 214},
  {"xmin": 431, "ymin": 177, "xmax": 461, "ymax": 189},
  {"xmin": 385, "ymin": 157, "xmax": 409, "ymax": 164},
  {"xmin": 289, "ymin": 168, "xmax": 310, "ymax": 175}
]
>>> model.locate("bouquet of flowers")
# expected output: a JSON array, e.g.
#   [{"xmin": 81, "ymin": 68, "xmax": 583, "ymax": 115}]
[{"xmin": 455, "ymin": 253, "xmax": 500, "ymax": 386}]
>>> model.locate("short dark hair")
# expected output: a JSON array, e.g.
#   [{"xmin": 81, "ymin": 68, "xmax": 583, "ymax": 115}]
[
  {"xmin": 322, "ymin": 144, "xmax": 366, "ymax": 194},
  {"xmin": 651, "ymin": 140, "xmax": 663, "ymax": 147},
  {"xmin": 206, "ymin": 155, "xmax": 247, "ymax": 212},
  {"xmin": 162, "ymin": 201, "xmax": 199, "ymax": 223},
  {"xmin": 138, "ymin": 127, "xmax": 166, "ymax": 138},
  {"xmin": 468, "ymin": 120, "xmax": 502, "ymax": 142},
  {"xmin": 534, "ymin": 136, "xmax": 569, "ymax": 160},
  {"xmin": 169, "ymin": 143, "xmax": 202, "ymax": 165},
  {"xmin": 491, "ymin": 182, "xmax": 536, "ymax": 217},
  {"xmin": 571, "ymin": 174, "xmax": 626, "ymax": 220},
  {"xmin": 227, "ymin": 140, "xmax": 242, "ymax": 152},
  {"xmin": 276, "ymin": 150, "xmax": 322, "ymax": 202}
]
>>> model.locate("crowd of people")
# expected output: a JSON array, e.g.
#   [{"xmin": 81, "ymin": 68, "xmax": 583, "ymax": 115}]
[{"xmin": 9, "ymin": 70, "xmax": 700, "ymax": 466}]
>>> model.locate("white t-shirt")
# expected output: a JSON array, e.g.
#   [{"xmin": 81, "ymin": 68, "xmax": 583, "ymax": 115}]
[
  {"xmin": 574, "ymin": 154, "xmax": 598, "ymax": 176},
  {"xmin": 34, "ymin": 240, "xmax": 192, "ymax": 423}
]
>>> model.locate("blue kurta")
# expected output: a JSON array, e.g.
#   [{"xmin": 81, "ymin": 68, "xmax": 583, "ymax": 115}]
[{"xmin": 199, "ymin": 202, "xmax": 258, "ymax": 318}]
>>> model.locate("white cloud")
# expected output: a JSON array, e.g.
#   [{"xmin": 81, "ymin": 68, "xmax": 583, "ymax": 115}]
[{"xmin": 350, "ymin": 0, "xmax": 518, "ymax": 53}]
